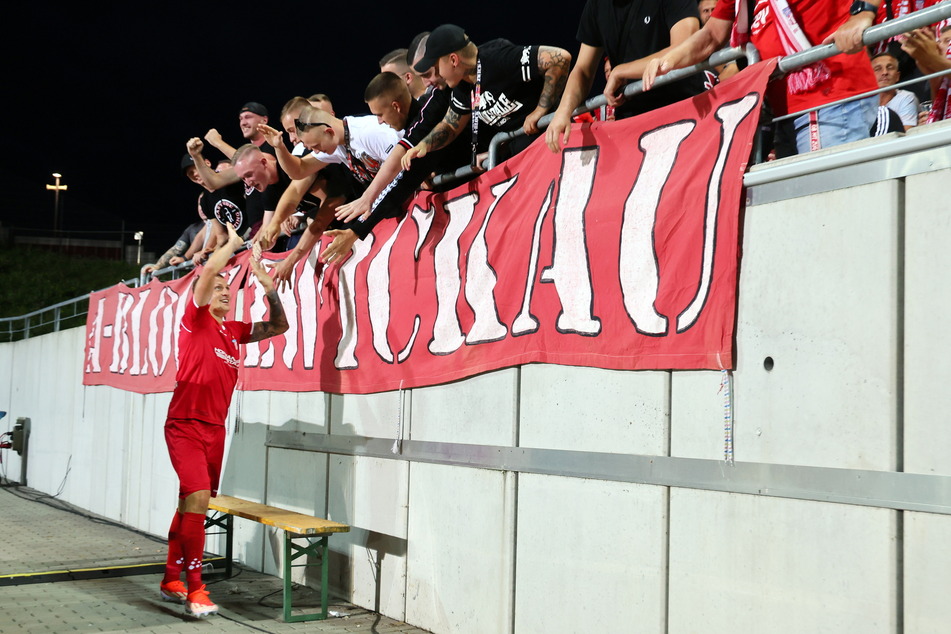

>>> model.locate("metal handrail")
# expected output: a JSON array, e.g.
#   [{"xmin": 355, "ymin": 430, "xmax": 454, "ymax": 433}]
[
  {"xmin": 0, "ymin": 243, "xmax": 254, "ymax": 341},
  {"xmin": 437, "ymin": 2, "xmax": 951, "ymax": 183},
  {"xmin": 778, "ymin": 2, "xmax": 951, "ymax": 74},
  {"xmin": 773, "ymin": 66, "xmax": 951, "ymax": 123}
]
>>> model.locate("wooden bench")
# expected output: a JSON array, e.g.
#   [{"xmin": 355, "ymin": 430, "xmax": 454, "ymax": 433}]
[{"xmin": 204, "ymin": 494, "xmax": 349, "ymax": 622}]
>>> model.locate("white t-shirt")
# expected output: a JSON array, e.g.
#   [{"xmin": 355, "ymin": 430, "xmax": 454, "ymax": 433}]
[
  {"xmin": 884, "ymin": 90, "xmax": 920, "ymax": 128},
  {"xmin": 310, "ymin": 115, "xmax": 402, "ymax": 184}
]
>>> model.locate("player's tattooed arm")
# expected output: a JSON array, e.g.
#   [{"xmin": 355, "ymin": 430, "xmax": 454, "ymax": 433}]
[
  {"xmin": 248, "ymin": 255, "xmax": 289, "ymax": 341},
  {"xmin": 249, "ymin": 290, "xmax": 289, "ymax": 342}
]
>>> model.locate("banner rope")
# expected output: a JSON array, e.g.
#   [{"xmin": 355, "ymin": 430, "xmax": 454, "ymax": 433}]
[
  {"xmin": 392, "ymin": 380, "xmax": 405, "ymax": 455},
  {"xmin": 719, "ymin": 369, "xmax": 734, "ymax": 464}
]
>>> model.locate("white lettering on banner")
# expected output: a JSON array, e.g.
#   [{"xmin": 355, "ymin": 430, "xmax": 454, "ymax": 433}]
[
  {"xmin": 465, "ymin": 176, "xmax": 517, "ymax": 344},
  {"xmin": 541, "ymin": 146, "xmax": 602, "ymax": 336},
  {"xmin": 109, "ymin": 293, "xmax": 135, "ymax": 374},
  {"xmin": 368, "ymin": 213, "xmax": 415, "ymax": 363},
  {"xmin": 677, "ymin": 95, "xmax": 758, "ymax": 332},
  {"xmin": 84, "ymin": 83, "xmax": 768, "ymax": 390},
  {"xmin": 335, "ymin": 235, "xmax": 375, "ymax": 369},
  {"xmin": 276, "ymin": 268, "xmax": 300, "ymax": 369},
  {"xmin": 299, "ymin": 252, "xmax": 319, "ymax": 370},
  {"xmin": 147, "ymin": 287, "xmax": 180, "ymax": 377},
  {"xmin": 429, "ymin": 192, "xmax": 478, "ymax": 355},
  {"xmin": 85, "ymin": 296, "xmax": 105, "ymax": 373},
  {"xmin": 411, "ymin": 203, "xmax": 435, "ymax": 258},
  {"xmin": 621, "ymin": 121, "xmax": 696, "ymax": 336},
  {"xmin": 512, "ymin": 181, "xmax": 555, "ymax": 336},
  {"xmin": 173, "ymin": 289, "xmax": 189, "ymax": 366},
  {"xmin": 129, "ymin": 288, "xmax": 152, "ymax": 375},
  {"xmin": 397, "ymin": 317, "xmax": 421, "ymax": 363},
  {"xmin": 244, "ymin": 271, "xmax": 273, "ymax": 369}
]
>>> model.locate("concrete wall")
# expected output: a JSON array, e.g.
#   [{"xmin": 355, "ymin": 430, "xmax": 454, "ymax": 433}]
[{"xmin": 3, "ymin": 132, "xmax": 950, "ymax": 633}]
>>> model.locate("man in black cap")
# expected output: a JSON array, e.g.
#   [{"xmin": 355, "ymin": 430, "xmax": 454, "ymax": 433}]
[
  {"xmin": 401, "ymin": 24, "xmax": 571, "ymax": 170},
  {"xmin": 204, "ymin": 101, "xmax": 276, "ymax": 160}
]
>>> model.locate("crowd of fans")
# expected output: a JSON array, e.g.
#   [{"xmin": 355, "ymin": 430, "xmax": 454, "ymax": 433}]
[{"xmin": 144, "ymin": 1, "xmax": 951, "ymax": 285}]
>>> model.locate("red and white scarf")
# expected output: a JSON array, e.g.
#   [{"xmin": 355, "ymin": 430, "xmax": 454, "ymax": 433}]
[
  {"xmin": 928, "ymin": 37, "xmax": 951, "ymax": 123},
  {"xmin": 873, "ymin": 0, "xmax": 937, "ymax": 55},
  {"xmin": 730, "ymin": 0, "xmax": 831, "ymax": 94}
]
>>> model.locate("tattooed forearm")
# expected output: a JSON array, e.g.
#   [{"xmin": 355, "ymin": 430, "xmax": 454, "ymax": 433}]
[
  {"xmin": 250, "ymin": 290, "xmax": 289, "ymax": 341},
  {"xmin": 537, "ymin": 47, "xmax": 572, "ymax": 109},
  {"xmin": 445, "ymin": 108, "xmax": 463, "ymax": 130},
  {"xmin": 425, "ymin": 114, "xmax": 464, "ymax": 153}
]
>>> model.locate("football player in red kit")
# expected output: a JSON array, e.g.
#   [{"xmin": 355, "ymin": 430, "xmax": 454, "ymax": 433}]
[{"xmin": 160, "ymin": 224, "xmax": 287, "ymax": 618}]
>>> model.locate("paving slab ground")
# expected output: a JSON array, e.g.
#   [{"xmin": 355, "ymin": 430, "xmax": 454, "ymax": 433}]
[{"xmin": 0, "ymin": 484, "xmax": 430, "ymax": 633}]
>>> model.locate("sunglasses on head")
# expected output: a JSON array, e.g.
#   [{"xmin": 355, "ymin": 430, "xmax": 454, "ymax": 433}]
[{"xmin": 294, "ymin": 119, "xmax": 330, "ymax": 133}]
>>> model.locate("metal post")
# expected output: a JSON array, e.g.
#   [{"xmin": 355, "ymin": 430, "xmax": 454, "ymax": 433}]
[{"xmin": 46, "ymin": 173, "xmax": 67, "ymax": 233}]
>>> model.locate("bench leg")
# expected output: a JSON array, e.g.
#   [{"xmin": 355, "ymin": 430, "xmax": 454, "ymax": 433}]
[
  {"xmin": 224, "ymin": 514, "xmax": 233, "ymax": 578},
  {"xmin": 282, "ymin": 532, "xmax": 330, "ymax": 622},
  {"xmin": 202, "ymin": 512, "xmax": 233, "ymax": 578}
]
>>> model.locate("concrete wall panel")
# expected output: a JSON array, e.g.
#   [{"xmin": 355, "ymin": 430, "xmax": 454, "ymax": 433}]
[
  {"xmin": 670, "ymin": 371, "xmax": 730, "ymax": 460},
  {"xmin": 729, "ymin": 183, "xmax": 900, "ymax": 470},
  {"xmin": 220, "ymin": 420, "xmax": 268, "ymax": 570},
  {"xmin": 668, "ymin": 489, "xmax": 897, "ymax": 633},
  {"xmin": 411, "ymin": 369, "xmax": 518, "ymax": 446},
  {"xmin": 519, "ymin": 366, "xmax": 668, "ymax": 455},
  {"xmin": 329, "ymin": 455, "xmax": 408, "ymax": 620},
  {"xmin": 903, "ymin": 168, "xmax": 951, "ymax": 476},
  {"xmin": 515, "ymin": 474, "xmax": 667, "ymax": 634},
  {"xmin": 294, "ymin": 391, "xmax": 330, "ymax": 432},
  {"xmin": 904, "ymin": 512, "xmax": 951, "ymax": 632},
  {"xmin": 261, "ymin": 447, "xmax": 328, "ymax": 583},
  {"xmin": 406, "ymin": 463, "xmax": 512, "ymax": 634},
  {"xmin": 330, "ymin": 390, "xmax": 403, "ymax": 439}
]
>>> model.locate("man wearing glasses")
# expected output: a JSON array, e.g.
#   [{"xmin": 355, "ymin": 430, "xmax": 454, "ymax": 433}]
[{"xmin": 251, "ymin": 104, "xmax": 401, "ymax": 287}]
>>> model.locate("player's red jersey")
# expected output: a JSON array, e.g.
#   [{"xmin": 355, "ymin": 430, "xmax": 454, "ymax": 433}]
[{"xmin": 166, "ymin": 298, "xmax": 252, "ymax": 425}]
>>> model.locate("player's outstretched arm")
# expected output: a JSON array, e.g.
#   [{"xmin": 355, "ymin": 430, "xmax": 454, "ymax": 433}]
[
  {"xmin": 193, "ymin": 223, "xmax": 245, "ymax": 307},
  {"xmin": 248, "ymin": 256, "xmax": 289, "ymax": 342}
]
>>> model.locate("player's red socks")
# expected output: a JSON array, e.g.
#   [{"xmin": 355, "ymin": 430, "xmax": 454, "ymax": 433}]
[
  {"xmin": 162, "ymin": 510, "xmax": 184, "ymax": 583},
  {"xmin": 180, "ymin": 512, "xmax": 207, "ymax": 593}
]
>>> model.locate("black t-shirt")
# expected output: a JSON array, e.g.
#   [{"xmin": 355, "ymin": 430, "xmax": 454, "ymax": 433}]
[
  {"xmin": 400, "ymin": 87, "xmax": 451, "ymax": 149},
  {"xmin": 401, "ymin": 86, "xmax": 471, "ymax": 172},
  {"xmin": 449, "ymin": 39, "xmax": 544, "ymax": 152},
  {"xmin": 578, "ymin": 0, "xmax": 704, "ymax": 118},
  {"xmin": 175, "ymin": 220, "xmax": 205, "ymax": 251},
  {"xmin": 244, "ymin": 168, "xmax": 290, "ymax": 230},
  {"xmin": 200, "ymin": 183, "xmax": 249, "ymax": 236}
]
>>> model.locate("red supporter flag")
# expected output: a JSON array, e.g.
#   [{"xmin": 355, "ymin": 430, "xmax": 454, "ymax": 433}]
[{"xmin": 83, "ymin": 60, "xmax": 777, "ymax": 395}]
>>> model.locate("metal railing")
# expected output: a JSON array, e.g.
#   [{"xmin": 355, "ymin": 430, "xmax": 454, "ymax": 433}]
[{"xmin": 434, "ymin": 2, "xmax": 951, "ymax": 186}]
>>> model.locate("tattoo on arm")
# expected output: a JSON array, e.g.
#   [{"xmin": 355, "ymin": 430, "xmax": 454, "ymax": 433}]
[
  {"xmin": 537, "ymin": 47, "xmax": 571, "ymax": 110},
  {"xmin": 427, "ymin": 117, "xmax": 457, "ymax": 152},
  {"xmin": 249, "ymin": 290, "xmax": 289, "ymax": 341}
]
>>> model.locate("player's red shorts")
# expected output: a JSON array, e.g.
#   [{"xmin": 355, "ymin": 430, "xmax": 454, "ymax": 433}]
[{"xmin": 164, "ymin": 418, "xmax": 225, "ymax": 498}]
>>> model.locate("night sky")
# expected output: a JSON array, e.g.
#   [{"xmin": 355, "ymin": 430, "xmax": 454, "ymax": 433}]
[{"xmin": 2, "ymin": 3, "xmax": 581, "ymax": 254}]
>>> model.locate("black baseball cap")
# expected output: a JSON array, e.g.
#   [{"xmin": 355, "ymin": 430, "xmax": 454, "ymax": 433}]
[
  {"xmin": 240, "ymin": 101, "xmax": 268, "ymax": 117},
  {"xmin": 414, "ymin": 24, "xmax": 470, "ymax": 72},
  {"xmin": 181, "ymin": 154, "xmax": 196, "ymax": 176}
]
